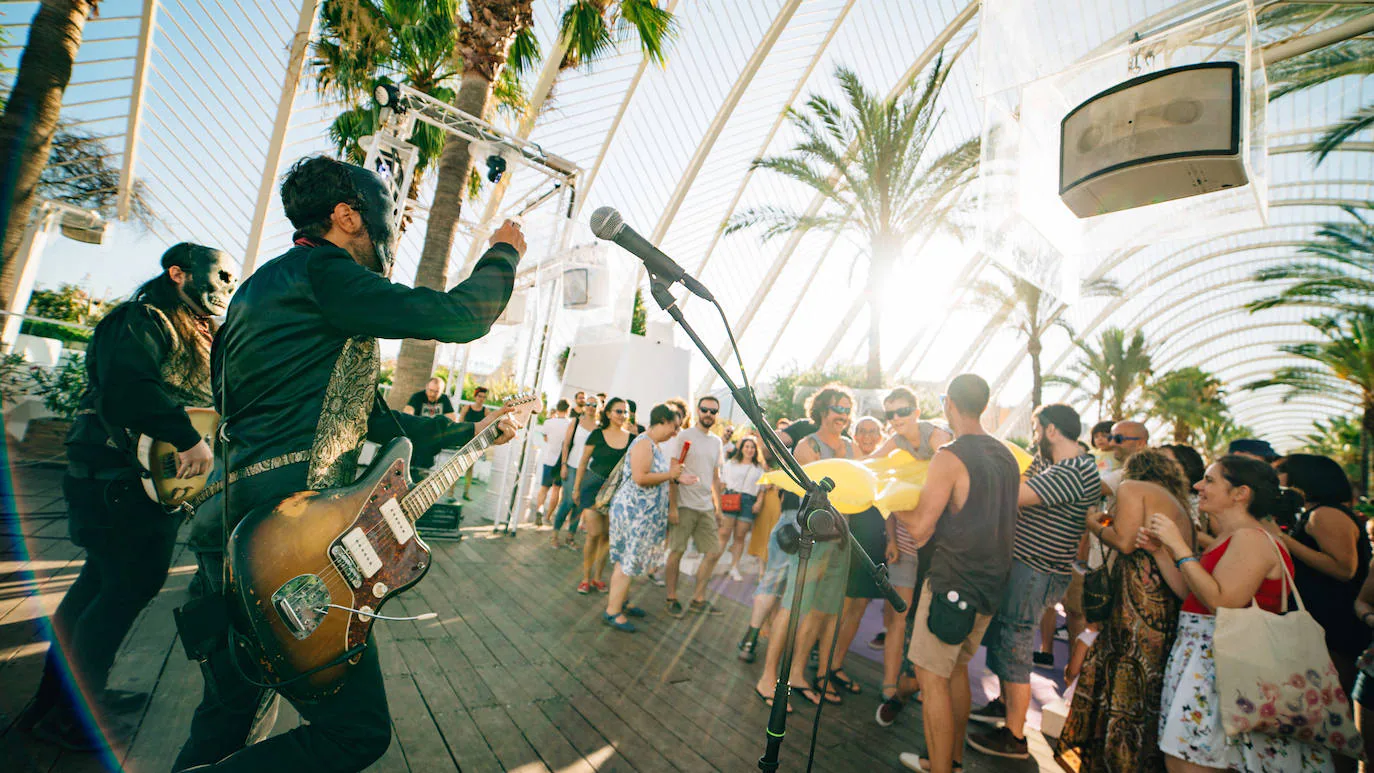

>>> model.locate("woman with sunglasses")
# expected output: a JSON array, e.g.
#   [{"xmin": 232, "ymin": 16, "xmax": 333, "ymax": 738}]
[
  {"xmin": 754, "ymin": 384, "xmax": 856, "ymax": 708},
  {"xmin": 574, "ymin": 397, "xmax": 632, "ymax": 594}
]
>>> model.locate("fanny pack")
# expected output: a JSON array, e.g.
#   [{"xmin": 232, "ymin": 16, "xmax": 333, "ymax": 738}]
[{"xmin": 927, "ymin": 586, "xmax": 978, "ymax": 645}]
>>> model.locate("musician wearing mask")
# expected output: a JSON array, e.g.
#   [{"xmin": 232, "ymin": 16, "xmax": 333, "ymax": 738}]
[
  {"xmin": 173, "ymin": 155, "xmax": 522, "ymax": 772},
  {"xmin": 23, "ymin": 243, "xmax": 233, "ymax": 750}
]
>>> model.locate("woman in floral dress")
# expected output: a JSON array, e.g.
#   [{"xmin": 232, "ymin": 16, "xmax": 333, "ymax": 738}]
[{"xmin": 603, "ymin": 403, "xmax": 695, "ymax": 632}]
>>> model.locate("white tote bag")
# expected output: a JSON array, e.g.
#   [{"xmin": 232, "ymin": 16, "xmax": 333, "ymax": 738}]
[{"xmin": 1213, "ymin": 532, "xmax": 1363, "ymax": 758}]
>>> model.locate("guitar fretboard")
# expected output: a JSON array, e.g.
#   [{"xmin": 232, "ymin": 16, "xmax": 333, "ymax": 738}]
[{"xmin": 401, "ymin": 424, "xmax": 503, "ymax": 519}]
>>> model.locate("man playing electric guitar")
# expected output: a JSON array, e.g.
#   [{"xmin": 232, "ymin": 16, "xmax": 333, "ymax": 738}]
[
  {"xmin": 21, "ymin": 244, "xmax": 233, "ymax": 751},
  {"xmin": 173, "ymin": 155, "xmax": 522, "ymax": 772}
]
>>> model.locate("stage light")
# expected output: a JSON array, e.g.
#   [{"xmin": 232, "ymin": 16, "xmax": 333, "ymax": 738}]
[{"xmin": 485, "ymin": 153, "xmax": 507, "ymax": 183}]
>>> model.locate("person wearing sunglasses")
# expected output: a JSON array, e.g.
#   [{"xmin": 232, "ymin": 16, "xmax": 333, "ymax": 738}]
[
  {"xmin": 1101, "ymin": 421, "xmax": 1150, "ymax": 498},
  {"xmin": 663, "ymin": 396, "xmax": 729, "ymax": 617},
  {"xmin": 864, "ymin": 386, "xmax": 953, "ymax": 725},
  {"xmin": 753, "ymin": 384, "xmax": 856, "ymax": 710}
]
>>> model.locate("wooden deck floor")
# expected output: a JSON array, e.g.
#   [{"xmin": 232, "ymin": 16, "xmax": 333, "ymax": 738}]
[{"xmin": 1, "ymin": 462, "xmax": 1057, "ymax": 772}]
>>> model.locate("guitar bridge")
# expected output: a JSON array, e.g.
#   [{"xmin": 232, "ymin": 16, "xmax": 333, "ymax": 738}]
[
  {"xmin": 330, "ymin": 544, "xmax": 364, "ymax": 589},
  {"xmin": 271, "ymin": 574, "xmax": 330, "ymax": 640}
]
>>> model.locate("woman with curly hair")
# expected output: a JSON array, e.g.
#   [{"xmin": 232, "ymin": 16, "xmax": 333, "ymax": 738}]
[{"xmin": 1056, "ymin": 448, "xmax": 1195, "ymax": 772}]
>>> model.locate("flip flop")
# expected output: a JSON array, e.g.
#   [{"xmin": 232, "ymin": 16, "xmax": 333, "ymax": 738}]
[
  {"xmin": 792, "ymin": 681, "xmax": 842, "ymax": 706},
  {"xmin": 755, "ymin": 686, "xmax": 792, "ymax": 713}
]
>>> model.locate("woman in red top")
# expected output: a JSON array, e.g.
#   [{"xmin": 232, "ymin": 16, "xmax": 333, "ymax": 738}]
[{"xmin": 1139, "ymin": 455, "xmax": 1332, "ymax": 773}]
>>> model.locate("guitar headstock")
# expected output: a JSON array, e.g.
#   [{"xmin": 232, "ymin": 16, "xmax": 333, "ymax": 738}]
[{"xmin": 501, "ymin": 392, "xmax": 542, "ymax": 429}]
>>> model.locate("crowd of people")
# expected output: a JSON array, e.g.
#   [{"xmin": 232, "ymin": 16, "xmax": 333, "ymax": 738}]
[{"xmin": 522, "ymin": 377, "xmax": 1374, "ymax": 773}]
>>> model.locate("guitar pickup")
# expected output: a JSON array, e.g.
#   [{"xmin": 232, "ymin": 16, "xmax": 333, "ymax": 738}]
[{"xmin": 340, "ymin": 528, "xmax": 383, "ymax": 578}]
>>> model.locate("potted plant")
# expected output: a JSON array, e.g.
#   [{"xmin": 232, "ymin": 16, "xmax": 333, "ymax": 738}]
[{"xmin": 24, "ymin": 353, "xmax": 87, "ymax": 462}]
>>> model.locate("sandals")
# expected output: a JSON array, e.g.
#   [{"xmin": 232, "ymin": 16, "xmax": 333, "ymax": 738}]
[
  {"xmin": 755, "ymin": 685, "xmax": 792, "ymax": 714},
  {"xmin": 792, "ymin": 680, "xmax": 842, "ymax": 706},
  {"xmin": 827, "ymin": 669, "xmax": 862, "ymax": 695}
]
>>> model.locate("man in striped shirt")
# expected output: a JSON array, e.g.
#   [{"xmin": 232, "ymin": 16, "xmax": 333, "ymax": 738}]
[{"xmin": 966, "ymin": 404, "xmax": 1102, "ymax": 760}]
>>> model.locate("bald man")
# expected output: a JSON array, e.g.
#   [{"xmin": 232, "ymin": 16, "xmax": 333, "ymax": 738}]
[
  {"xmin": 1101, "ymin": 420, "xmax": 1148, "ymax": 496},
  {"xmin": 404, "ymin": 377, "xmax": 456, "ymax": 421}
]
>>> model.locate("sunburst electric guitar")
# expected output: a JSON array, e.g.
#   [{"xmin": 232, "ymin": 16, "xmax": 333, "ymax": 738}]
[
  {"xmin": 136, "ymin": 407, "xmax": 220, "ymax": 507},
  {"xmin": 226, "ymin": 393, "xmax": 539, "ymax": 698}
]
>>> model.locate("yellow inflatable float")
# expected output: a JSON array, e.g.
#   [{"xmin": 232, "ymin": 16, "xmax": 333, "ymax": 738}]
[{"xmin": 758, "ymin": 441, "xmax": 1033, "ymax": 517}]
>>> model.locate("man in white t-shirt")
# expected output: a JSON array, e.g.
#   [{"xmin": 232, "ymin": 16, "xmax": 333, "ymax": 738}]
[
  {"xmin": 663, "ymin": 396, "xmax": 726, "ymax": 617},
  {"xmin": 531, "ymin": 399, "xmax": 572, "ymax": 525}
]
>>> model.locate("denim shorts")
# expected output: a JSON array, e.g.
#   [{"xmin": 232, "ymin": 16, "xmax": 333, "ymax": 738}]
[
  {"xmin": 540, "ymin": 463, "xmax": 561, "ymax": 487},
  {"xmin": 983, "ymin": 559, "xmax": 1072, "ymax": 684},
  {"xmin": 887, "ymin": 551, "xmax": 919, "ymax": 589},
  {"xmin": 723, "ymin": 492, "xmax": 757, "ymax": 523},
  {"xmin": 755, "ymin": 510, "xmax": 797, "ymax": 597}
]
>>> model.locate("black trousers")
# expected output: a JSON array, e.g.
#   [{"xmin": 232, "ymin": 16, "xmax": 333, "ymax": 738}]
[
  {"xmin": 33, "ymin": 476, "xmax": 179, "ymax": 717},
  {"xmin": 172, "ymin": 550, "xmax": 392, "ymax": 772}
]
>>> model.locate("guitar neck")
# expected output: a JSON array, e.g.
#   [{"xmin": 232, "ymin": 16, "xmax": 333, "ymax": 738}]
[{"xmin": 401, "ymin": 423, "xmax": 503, "ymax": 519}]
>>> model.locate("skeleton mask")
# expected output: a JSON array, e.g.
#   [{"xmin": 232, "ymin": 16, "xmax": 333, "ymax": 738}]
[
  {"xmin": 347, "ymin": 164, "xmax": 402, "ymax": 275},
  {"xmin": 163, "ymin": 243, "xmax": 236, "ymax": 317}
]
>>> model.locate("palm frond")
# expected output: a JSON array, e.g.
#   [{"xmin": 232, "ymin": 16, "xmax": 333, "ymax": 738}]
[
  {"xmin": 559, "ymin": 0, "xmax": 616, "ymax": 70},
  {"xmin": 1267, "ymin": 39, "xmax": 1374, "ymax": 99},
  {"xmin": 1314, "ymin": 104, "xmax": 1374, "ymax": 164},
  {"xmin": 508, "ymin": 25, "xmax": 541, "ymax": 78},
  {"xmin": 617, "ymin": 0, "xmax": 677, "ymax": 68}
]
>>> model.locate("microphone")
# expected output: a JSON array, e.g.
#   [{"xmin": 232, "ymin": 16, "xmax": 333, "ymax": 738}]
[{"xmin": 589, "ymin": 206, "xmax": 715, "ymax": 302}]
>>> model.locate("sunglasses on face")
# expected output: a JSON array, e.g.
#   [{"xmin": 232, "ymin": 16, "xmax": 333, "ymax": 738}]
[
  {"xmin": 610, "ymin": 409, "xmax": 626, "ymax": 415},
  {"xmin": 699, "ymin": 407, "xmax": 718, "ymax": 415},
  {"xmin": 1110, "ymin": 434, "xmax": 1145, "ymax": 443},
  {"xmin": 828, "ymin": 405, "xmax": 851, "ymax": 415},
  {"xmin": 885, "ymin": 405, "xmax": 917, "ymax": 420}
]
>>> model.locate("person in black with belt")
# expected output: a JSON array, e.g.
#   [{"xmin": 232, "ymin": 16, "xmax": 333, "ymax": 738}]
[
  {"xmin": 21, "ymin": 243, "xmax": 235, "ymax": 750},
  {"xmin": 171, "ymin": 155, "xmax": 521, "ymax": 772}
]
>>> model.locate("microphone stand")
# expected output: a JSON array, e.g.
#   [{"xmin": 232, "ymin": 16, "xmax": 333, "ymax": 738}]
[{"xmin": 647, "ymin": 277, "xmax": 906, "ymax": 772}]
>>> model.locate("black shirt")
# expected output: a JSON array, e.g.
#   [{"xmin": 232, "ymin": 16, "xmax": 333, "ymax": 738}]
[
  {"xmin": 583, "ymin": 428, "xmax": 631, "ymax": 478},
  {"xmin": 926, "ymin": 434, "xmax": 1021, "ymax": 614},
  {"xmin": 66, "ymin": 303, "xmax": 205, "ymax": 469},
  {"xmin": 407, "ymin": 391, "xmax": 454, "ymax": 418},
  {"xmin": 1292, "ymin": 505, "xmax": 1372, "ymax": 658}
]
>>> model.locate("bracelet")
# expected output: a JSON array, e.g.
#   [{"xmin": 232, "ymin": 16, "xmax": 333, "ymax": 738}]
[{"xmin": 1175, "ymin": 555, "xmax": 1200, "ymax": 569}]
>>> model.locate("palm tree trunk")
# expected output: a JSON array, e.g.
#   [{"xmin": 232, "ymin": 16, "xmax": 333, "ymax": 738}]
[
  {"xmin": 0, "ymin": 0, "xmax": 95, "ymax": 312},
  {"xmin": 388, "ymin": 70, "xmax": 494, "ymax": 410},
  {"xmin": 1175, "ymin": 422, "xmax": 1189, "ymax": 444},
  {"xmin": 1028, "ymin": 336, "xmax": 1043, "ymax": 409}
]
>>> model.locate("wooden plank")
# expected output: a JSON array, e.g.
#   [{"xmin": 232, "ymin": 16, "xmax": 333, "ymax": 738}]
[
  {"xmin": 466, "ymin": 705, "xmax": 550, "ymax": 773},
  {"xmin": 385, "ymin": 673, "xmax": 457, "ymax": 771},
  {"xmin": 392, "ymin": 639, "xmax": 502, "ymax": 772}
]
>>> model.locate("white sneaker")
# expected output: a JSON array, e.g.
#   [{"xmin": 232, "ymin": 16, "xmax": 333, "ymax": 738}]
[
  {"xmin": 650, "ymin": 572, "xmax": 666, "ymax": 587},
  {"xmin": 729, "ymin": 565, "xmax": 743, "ymax": 582}
]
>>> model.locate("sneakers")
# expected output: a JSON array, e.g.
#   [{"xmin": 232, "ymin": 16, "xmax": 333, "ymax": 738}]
[
  {"xmin": 650, "ymin": 572, "xmax": 666, "ymax": 587},
  {"xmin": 969, "ymin": 697, "xmax": 1006, "ymax": 726},
  {"xmin": 728, "ymin": 565, "xmax": 744, "ymax": 582},
  {"xmin": 591, "ymin": 580, "xmax": 607, "ymax": 592},
  {"xmin": 738, "ymin": 638, "xmax": 758, "ymax": 663},
  {"xmin": 897, "ymin": 752, "xmax": 962, "ymax": 772},
  {"xmin": 576, "ymin": 581, "xmax": 592, "ymax": 595},
  {"xmin": 688, "ymin": 600, "xmax": 722, "ymax": 616},
  {"xmin": 868, "ymin": 631, "xmax": 886, "ymax": 650},
  {"xmin": 665, "ymin": 599, "xmax": 685, "ymax": 617},
  {"xmin": 1033, "ymin": 650, "xmax": 1055, "ymax": 669},
  {"xmin": 876, "ymin": 694, "xmax": 905, "ymax": 727},
  {"xmin": 967, "ymin": 725, "xmax": 1029, "ymax": 760},
  {"xmin": 533, "ymin": 510, "xmax": 544, "ymax": 526}
]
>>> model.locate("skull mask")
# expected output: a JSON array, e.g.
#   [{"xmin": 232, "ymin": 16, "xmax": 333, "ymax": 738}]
[
  {"xmin": 163, "ymin": 243, "xmax": 237, "ymax": 317},
  {"xmin": 347, "ymin": 164, "xmax": 402, "ymax": 275}
]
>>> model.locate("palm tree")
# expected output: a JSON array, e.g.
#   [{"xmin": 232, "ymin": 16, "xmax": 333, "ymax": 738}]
[
  {"xmin": 1197, "ymin": 414, "xmax": 1257, "ymax": 461},
  {"xmin": 1057, "ymin": 327, "xmax": 1153, "ymax": 422},
  {"xmin": 1143, "ymin": 366, "xmax": 1228, "ymax": 444},
  {"xmin": 968, "ymin": 264, "xmax": 1120, "ymax": 408},
  {"xmin": 1302, "ymin": 415, "xmax": 1364, "ymax": 484},
  {"xmin": 1261, "ymin": 3, "xmax": 1374, "ymax": 164},
  {"xmin": 1247, "ymin": 202, "xmax": 1373, "ymax": 316},
  {"xmin": 388, "ymin": 0, "xmax": 676, "ymax": 408},
  {"xmin": 726, "ymin": 60, "xmax": 980, "ymax": 388},
  {"xmin": 0, "ymin": 0, "xmax": 100, "ymax": 315},
  {"xmin": 1244, "ymin": 311, "xmax": 1374, "ymax": 490}
]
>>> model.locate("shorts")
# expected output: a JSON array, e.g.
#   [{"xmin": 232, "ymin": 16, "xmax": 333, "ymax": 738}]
[
  {"xmin": 668, "ymin": 505, "xmax": 720, "ymax": 554},
  {"xmin": 983, "ymin": 559, "xmax": 1073, "ymax": 684},
  {"xmin": 755, "ymin": 510, "xmax": 796, "ymax": 597},
  {"xmin": 907, "ymin": 580, "xmax": 993, "ymax": 679},
  {"xmin": 779, "ymin": 538, "xmax": 848, "ymax": 616},
  {"xmin": 722, "ymin": 492, "xmax": 757, "ymax": 523},
  {"xmin": 540, "ymin": 463, "xmax": 561, "ymax": 487},
  {"xmin": 888, "ymin": 551, "xmax": 919, "ymax": 589},
  {"xmin": 576, "ymin": 469, "xmax": 607, "ymax": 510}
]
